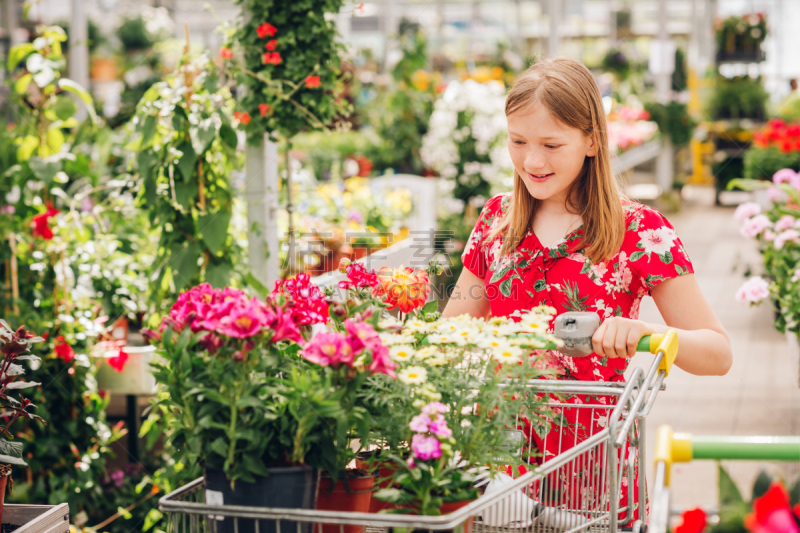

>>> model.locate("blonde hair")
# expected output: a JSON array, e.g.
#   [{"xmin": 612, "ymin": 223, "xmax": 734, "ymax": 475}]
[{"xmin": 489, "ymin": 58, "xmax": 625, "ymax": 264}]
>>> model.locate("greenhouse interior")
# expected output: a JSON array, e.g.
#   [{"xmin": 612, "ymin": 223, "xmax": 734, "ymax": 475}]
[{"xmin": 0, "ymin": 0, "xmax": 798, "ymax": 532}]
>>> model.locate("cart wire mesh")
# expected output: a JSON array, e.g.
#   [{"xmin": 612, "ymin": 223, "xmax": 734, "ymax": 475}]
[{"xmin": 160, "ymin": 352, "xmax": 667, "ymax": 533}]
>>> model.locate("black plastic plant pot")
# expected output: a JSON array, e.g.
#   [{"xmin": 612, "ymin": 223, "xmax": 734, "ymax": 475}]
[{"xmin": 204, "ymin": 466, "xmax": 319, "ymax": 533}]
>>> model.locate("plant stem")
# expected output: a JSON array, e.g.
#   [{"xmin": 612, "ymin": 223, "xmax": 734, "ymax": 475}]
[{"xmin": 226, "ymin": 400, "xmax": 238, "ymax": 471}]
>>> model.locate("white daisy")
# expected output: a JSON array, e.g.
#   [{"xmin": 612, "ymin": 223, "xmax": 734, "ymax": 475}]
[
  {"xmin": 491, "ymin": 345, "xmax": 523, "ymax": 364},
  {"xmin": 390, "ymin": 345, "xmax": 415, "ymax": 362},
  {"xmin": 414, "ymin": 346, "xmax": 440, "ymax": 360},
  {"xmin": 398, "ymin": 366, "xmax": 428, "ymax": 385}
]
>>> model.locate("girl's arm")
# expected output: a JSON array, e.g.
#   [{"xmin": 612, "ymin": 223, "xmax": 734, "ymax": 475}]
[
  {"xmin": 591, "ymin": 274, "xmax": 732, "ymax": 376},
  {"xmin": 442, "ymin": 268, "xmax": 491, "ymax": 319}
]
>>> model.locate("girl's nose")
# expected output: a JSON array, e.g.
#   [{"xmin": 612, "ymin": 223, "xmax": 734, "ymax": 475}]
[{"xmin": 524, "ymin": 148, "xmax": 546, "ymax": 172}]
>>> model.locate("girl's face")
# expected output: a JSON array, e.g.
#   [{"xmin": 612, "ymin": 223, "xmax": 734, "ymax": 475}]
[{"xmin": 507, "ymin": 103, "xmax": 597, "ymax": 209}]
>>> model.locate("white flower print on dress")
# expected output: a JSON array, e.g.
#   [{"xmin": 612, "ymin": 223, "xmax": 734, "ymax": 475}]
[
  {"xmin": 463, "ymin": 228, "xmax": 482, "ymax": 258},
  {"xmin": 605, "ymin": 252, "xmax": 632, "ymax": 294},
  {"xmin": 637, "ymin": 226, "xmax": 677, "ymax": 256},
  {"xmin": 593, "ymin": 299, "xmax": 614, "ymax": 319}
]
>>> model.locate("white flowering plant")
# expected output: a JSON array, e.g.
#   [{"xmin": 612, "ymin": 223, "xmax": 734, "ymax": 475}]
[
  {"xmin": 359, "ymin": 307, "xmax": 563, "ymax": 511},
  {"xmin": 731, "ymin": 170, "xmax": 800, "ymax": 334}
]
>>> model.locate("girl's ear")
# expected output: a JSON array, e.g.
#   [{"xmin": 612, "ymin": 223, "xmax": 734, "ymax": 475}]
[{"xmin": 585, "ymin": 134, "xmax": 598, "ymax": 157}]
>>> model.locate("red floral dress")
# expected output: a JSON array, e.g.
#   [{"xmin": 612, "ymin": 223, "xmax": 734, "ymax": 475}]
[{"xmin": 461, "ymin": 192, "xmax": 694, "ymax": 521}]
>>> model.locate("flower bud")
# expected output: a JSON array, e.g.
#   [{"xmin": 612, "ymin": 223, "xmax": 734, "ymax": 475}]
[
  {"xmin": 338, "ymin": 258, "xmax": 351, "ymax": 274},
  {"xmin": 332, "ymin": 303, "xmax": 348, "ymax": 318},
  {"xmin": 232, "ymin": 351, "xmax": 246, "ymax": 362}
]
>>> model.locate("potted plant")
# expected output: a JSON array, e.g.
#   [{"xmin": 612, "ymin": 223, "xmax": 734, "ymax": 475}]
[
  {"xmin": 143, "ymin": 282, "xmax": 332, "ymax": 533},
  {"xmin": 0, "ymin": 321, "xmax": 47, "ymax": 524}
]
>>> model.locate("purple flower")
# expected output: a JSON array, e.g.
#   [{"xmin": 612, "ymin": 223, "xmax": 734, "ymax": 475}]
[
  {"xmin": 0, "ymin": 205, "xmax": 14, "ymax": 215},
  {"xmin": 411, "ymin": 434, "xmax": 442, "ymax": 461},
  {"xmin": 409, "ymin": 413, "xmax": 431, "ymax": 433},
  {"xmin": 429, "ymin": 416, "xmax": 452, "ymax": 438},
  {"xmin": 348, "ymin": 211, "xmax": 363, "ymax": 224},
  {"xmin": 110, "ymin": 469, "xmax": 125, "ymax": 488}
]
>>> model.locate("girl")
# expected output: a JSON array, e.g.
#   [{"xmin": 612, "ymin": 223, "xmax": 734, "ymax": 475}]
[{"xmin": 442, "ymin": 58, "xmax": 732, "ymax": 518}]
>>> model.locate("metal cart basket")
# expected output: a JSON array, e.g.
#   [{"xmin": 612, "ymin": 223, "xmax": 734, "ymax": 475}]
[{"xmin": 160, "ymin": 331, "xmax": 679, "ymax": 533}]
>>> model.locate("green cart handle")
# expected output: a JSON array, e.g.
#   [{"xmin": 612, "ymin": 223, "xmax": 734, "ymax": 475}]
[
  {"xmin": 654, "ymin": 425, "xmax": 800, "ymax": 486},
  {"xmin": 637, "ymin": 330, "xmax": 679, "ymax": 376}
]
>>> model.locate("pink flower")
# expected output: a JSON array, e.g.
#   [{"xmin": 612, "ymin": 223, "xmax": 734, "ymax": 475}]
[
  {"xmin": 411, "ymin": 434, "xmax": 442, "ymax": 461},
  {"xmin": 339, "ymin": 262, "xmax": 380, "ymax": 290},
  {"xmin": 772, "ymin": 168, "xmax": 799, "ymax": 187},
  {"xmin": 407, "ymin": 457, "xmax": 416, "ymax": 468},
  {"xmin": 741, "ymin": 215, "xmax": 772, "ymax": 239},
  {"xmin": 735, "ymin": 277, "xmax": 770, "ymax": 304},
  {"xmin": 774, "ymin": 215, "xmax": 796, "ymax": 232},
  {"xmin": 734, "ymin": 202, "xmax": 762, "ymax": 221},
  {"xmin": 409, "ymin": 413, "xmax": 431, "ymax": 433},
  {"xmin": 767, "ymin": 187, "xmax": 788, "ymax": 203},
  {"xmin": 344, "ymin": 319, "xmax": 377, "ymax": 353},
  {"xmin": 774, "ymin": 229, "xmax": 800, "ymax": 250},
  {"xmin": 368, "ymin": 343, "xmax": 397, "ymax": 378},
  {"xmin": 745, "ymin": 482, "xmax": 800, "ymax": 533},
  {"xmin": 421, "ymin": 402, "xmax": 447, "ymax": 416},
  {"xmin": 218, "ymin": 298, "xmax": 268, "ymax": 338},
  {"xmin": 199, "ymin": 332, "xmax": 223, "ymax": 354},
  {"xmin": 301, "ymin": 332, "xmax": 354, "ymax": 368},
  {"xmin": 271, "ymin": 307, "xmax": 304, "ymax": 343},
  {"xmin": 764, "ymin": 229, "xmax": 776, "ymax": 242},
  {"xmin": 429, "ymin": 417, "xmax": 452, "ymax": 438}
]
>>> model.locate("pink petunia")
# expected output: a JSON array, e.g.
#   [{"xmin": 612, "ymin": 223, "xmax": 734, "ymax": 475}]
[
  {"xmin": 411, "ymin": 434, "xmax": 442, "ymax": 461},
  {"xmin": 772, "ymin": 168, "xmax": 799, "ymax": 187},
  {"xmin": 774, "ymin": 229, "xmax": 800, "ymax": 250},
  {"xmin": 218, "ymin": 298, "xmax": 268, "ymax": 338},
  {"xmin": 740, "ymin": 215, "xmax": 772, "ymax": 239},
  {"xmin": 301, "ymin": 332, "xmax": 354, "ymax": 368},
  {"xmin": 428, "ymin": 416, "xmax": 452, "ymax": 438},
  {"xmin": 774, "ymin": 215, "xmax": 796, "ymax": 233}
]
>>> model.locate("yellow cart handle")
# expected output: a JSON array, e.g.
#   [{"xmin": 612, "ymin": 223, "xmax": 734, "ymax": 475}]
[{"xmin": 637, "ymin": 329, "xmax": 679, "ymax": 375}]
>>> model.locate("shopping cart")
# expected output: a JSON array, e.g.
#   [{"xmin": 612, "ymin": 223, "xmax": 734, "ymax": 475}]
[
  {"xmin": 649, "ymin": 425, "xmax": 800, "ymax": 533},
  {"xmin": 159, "ymin": 330, "xmax": 679, "ymax": 533}
]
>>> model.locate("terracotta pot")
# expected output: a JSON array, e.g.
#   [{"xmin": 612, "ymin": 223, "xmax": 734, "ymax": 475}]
[
  {"xmin": 316, "ymin": 474, "xmax": 375, "ymax": 533},
  {"xmin": 0, "ymin": 474, "xmax": 9, "ymax": 526},
  {"xmin": 90, "ymin": 57, "xmax": 119, "ymax": 81},
  {"xmin": 354, "ymin": 459, "xmax": 398, "ymax": 513},
  {"xmin": 438, "ymin": 500, "xmax": 475, "ymax": 533}
]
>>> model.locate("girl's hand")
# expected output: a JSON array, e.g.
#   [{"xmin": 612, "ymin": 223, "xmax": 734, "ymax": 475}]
[{"xmin": 591, "ymin": 317, "xmax": 656, "ymax": 359}]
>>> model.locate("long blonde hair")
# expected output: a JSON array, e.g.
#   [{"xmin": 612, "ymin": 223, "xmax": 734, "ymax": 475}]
[{"xmin": 490, "ymin": 58, "xmax": 625, "ymax": 264}]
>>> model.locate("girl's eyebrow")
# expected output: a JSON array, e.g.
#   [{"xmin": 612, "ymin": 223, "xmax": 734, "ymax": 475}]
[{"xmin": 508, "ymin": 130, "xmax": 565, "ymax": 141}]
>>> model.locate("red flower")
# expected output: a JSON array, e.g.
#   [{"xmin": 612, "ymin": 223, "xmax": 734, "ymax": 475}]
[
  {"xmin": 781, "ymin": 140, "xmax": 793, "ymax": 154},
  {"xmin": 272, "ymin": 273, "xmax": 329, "ymax": 325},
  {"xmin": 257, "ymin": 22, "xmax": 277, "ymax": 38},
  {"xmin": 32, "ymin": 202, "xmax": 60, "ymax": 240},
  {"xmin": 338, "ymin": 261, "xmax": 380, "ymax": 290},
  {"xmin": 374, "ymin": 266, "xmax": 430, "ymax": 313},
  {"xmin": 54, "ymin": 336, "xmax": 75, "ymax": 363},
  {"xmin": 265, "ymin": 40, "xmax": 278, "ymax": 51},
  {"xmin": 233, "ymin": 111, "xmax": 251, "ymax": 125},
  {"xmin": 305, "ymin": 76, "xmax": 321, "ymax": 88},
  {"xmin": 219, "ymin": 47, "xmax": 233, "ymax": 59},
  {"xmin": 107, "ymin": 349, "xmax": 129, "ymax": 373},
  {"xmin": 354, "ymin": 154, "xmax": 373, "ymax": 177},
  {"xmin": 259, "ymin": 103, "xmax": 272, "ymax": 117},
  {"xmin": 675, "ymin": 508, "xmax": 707, "ymax": 533},
  {"xmin": 745, "ymin": 482, "xmax": 800, "ymax": 533},
  {"xmin": 262, "ymin": 52, "xmax": 282, "ymax": 65}
]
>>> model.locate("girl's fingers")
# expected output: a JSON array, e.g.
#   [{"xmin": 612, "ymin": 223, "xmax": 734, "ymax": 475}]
[
  {"xmin": 626, "ymin": 327, "xmax": 640, "ymax": 358},
  {"xmin": 591, "ymin": 320, "xmax": 608, "ymax": 356},
  {"xmin": 614, "ymin": 322, "xmax": 630, "ymax": 358}
]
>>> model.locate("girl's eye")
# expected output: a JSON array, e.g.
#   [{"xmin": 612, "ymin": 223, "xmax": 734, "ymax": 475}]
[
  {"xmin": 512, "ymin": 140, "xmax": 525, "ymax": 145},
  {"xmin": 545, "ymin": 145, "xmax": 560, "ymax": 149}
]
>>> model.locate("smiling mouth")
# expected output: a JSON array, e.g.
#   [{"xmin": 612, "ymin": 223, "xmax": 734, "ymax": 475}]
[{"xmin": 527, "ymin": 172, "xmax": 554, "ymax": 180}]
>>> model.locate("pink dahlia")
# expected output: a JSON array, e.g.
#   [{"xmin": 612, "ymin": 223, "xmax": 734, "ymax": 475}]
[
  {"xmin": 218, "ymin": 298, "xmax": 268, "ymax": 338},
  {"xmin": 411, "ymin": 434, "xmax": 442, "ymax": 461}
]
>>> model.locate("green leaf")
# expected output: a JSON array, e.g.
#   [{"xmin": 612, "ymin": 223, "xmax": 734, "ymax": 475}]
[
  {"xmin": 499, "ymin": 277, "xmax": 513, "ymax": 297},
  {"xmin": 143, "ymin": 508, "xmax": 163, "ymax": 532},
  {"xmin": 206, "ymin": 263, "xmax": 231, "ymax": 289},
  {"xmin": 629, "ymin": 251, "xmax": 646, "ymax": 262},
  {"xmin": 16, "ymin": 136, "xmax": 38, "ymax": 161},
  {"xmin": 174, "ymin": 182, "xmax": 197, "ymax": 210},
  {"xmin": 0, "ymin": 439, "xmax": 23, "ymax": 459},
  {"xmin": 659, "ymin": 251, "xmax": 673, "ymax": 265},
  {"xmin": 245, "ymin": 272, "xmax": 269, "ymax": 297},
  {"xmin": 13, "ymin": 73, "xmax": 32, "ymax": 95},
  {"xmin": 419, "ymin": 299, "xmax": 438, "ymax": 316},
  {"xmin": 751, "ymin": 470, "xmax": 774, "ymax": 501},
  {"xmin": 534, "ymin": 278, "xmax": 546, "ymax": 292},
  {"xmin": 190, "ymin": 118, "xmax": 218, "ymax": 155},
  {"xmin": 176, "ymin": 141, "xmax": 198, "ymax": 181},
  {"xmin": 489, "ymin": 265, "xmax": 512, "ymax": 284},
  {"xmin": 28, "ymin": 156, "xmax": 61, "ymax": 184},
  {"xmin": 7, "ymin": 43, "xmax": 35, "ymax": 71},
  {"xmin": 675, "ymin": 265, "xmax": 687, "ymax": 276},
  {"xmin": 718, "ymin": 464, "xmax": 744, "ymax": 506},
  {"xmin": 140, "ymin": 115, "xmax": 157, "ymax": 148},
  {"xmin": 57, "ymin": 78, "xmax": 97, "ymax": 122},
  {"xmin": 0, "ymin": 454, "xmax": 27, "ymax": 466},
  {"xmin": 220, "ymin": 123, "xmax": 238, "ymax": 149},
  {"xmin": 198, "ymin": 210, "xmax": 232, "ymax": 254},
  {"xmin": 171, "ymin": 242, "xmax": 202, "ymax": 291},
  {"xmin": 789, "ymin": 477, "xmax": 800, "ymax": 506},
  {"xmin": 51, "ymin": 95, "xmax": 78, "ymax": 121}
]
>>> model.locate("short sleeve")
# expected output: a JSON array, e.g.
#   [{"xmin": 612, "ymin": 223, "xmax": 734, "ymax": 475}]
[
  {"xmin": 625, "ymin": 206, "xmax": 694, "ymax": 295},
  {"xmin": 460, "ymin": 194, "xmax": 505, "ymax": 279}
]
